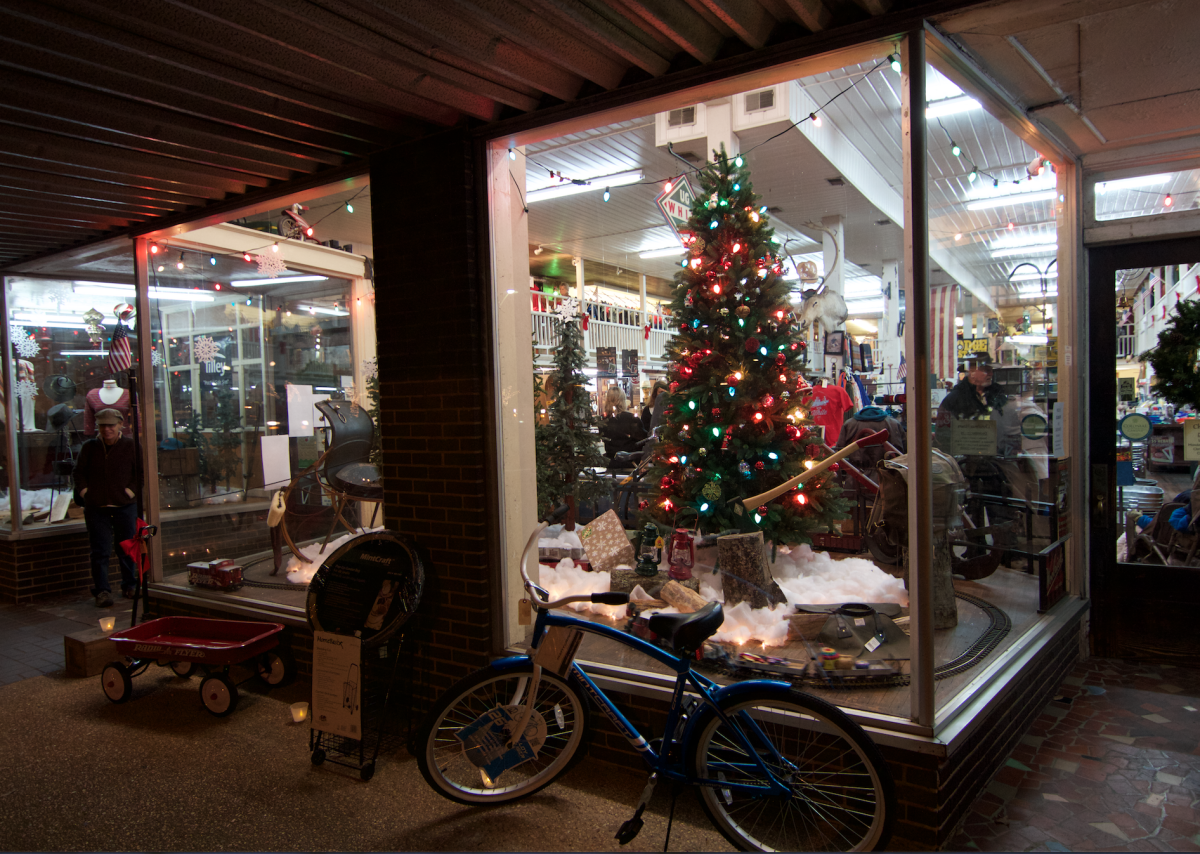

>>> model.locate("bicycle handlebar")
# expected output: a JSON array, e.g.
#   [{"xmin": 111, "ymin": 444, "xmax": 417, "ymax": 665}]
[{"xmin": 520, "ymin": 522, "xmax": 632, "ymax": 610}]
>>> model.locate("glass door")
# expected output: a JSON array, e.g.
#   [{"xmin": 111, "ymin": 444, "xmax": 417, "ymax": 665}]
[{"xmin": 1088, "ymin": 237, "xmax": 1200, "ymax": 661}]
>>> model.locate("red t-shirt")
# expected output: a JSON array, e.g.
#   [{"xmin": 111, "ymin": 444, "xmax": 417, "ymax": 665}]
[{"xmin": 808, "ymin": 384, "xmax": 853, "ymax": 444}]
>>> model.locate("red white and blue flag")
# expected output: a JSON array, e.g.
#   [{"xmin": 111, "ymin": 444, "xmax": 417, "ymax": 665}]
[
  {"xmin": 108, "ymin": 321, "xmax": 132, "ymax": 374},
  {"xmin": 897, "ymin": 352, "xmax": 907, "ymax": 380}
]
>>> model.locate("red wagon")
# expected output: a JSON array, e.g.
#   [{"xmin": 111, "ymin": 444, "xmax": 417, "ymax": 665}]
[{"xmin": 101, "ymin": 616, "xmax": 294, "ymax": 716}]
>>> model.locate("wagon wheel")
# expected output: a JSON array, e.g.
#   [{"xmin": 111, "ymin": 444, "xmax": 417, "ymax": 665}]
[
  {"xmin": 170, "ymin": 661, "xmax": 196, "ymax": 678},
  {"xmin": 101, "ymin": 661, "xmax": 132, "ymax": 703},
  {"xmin": 256, "ymin": 648, "xmax": 296, "ymax": 688},
  {"xmin": 200, "ymin": 674, "xmax": 239, "ymax": 717}
]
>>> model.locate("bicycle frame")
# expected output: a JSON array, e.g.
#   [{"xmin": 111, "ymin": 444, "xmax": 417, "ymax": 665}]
[{"xmin": 511, "ymin": 603, "xmax": 792, "ymax": 797}]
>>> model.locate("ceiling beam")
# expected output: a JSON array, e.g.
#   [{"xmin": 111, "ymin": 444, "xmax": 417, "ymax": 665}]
[
  {"xmin": 617, "ymin": 0, "xmax": 725, "ymax": 62},
  {"xmin": 0, "ymin": 167, "xmax": 206, "ymax": 211},
  {"xmin": 781, "ymin": 0, "xmax": 835, "ymax": 33},
  {"xmin": 694, "ymin": 0, "xmax": 778, "ymax": 49},
  {"xmin": 788, "ymin": 85, "xmax": 997, "ymax": 312},
  {"xmin": 519, "ymin": 0, "xmax": 672, "ymax": 76}
]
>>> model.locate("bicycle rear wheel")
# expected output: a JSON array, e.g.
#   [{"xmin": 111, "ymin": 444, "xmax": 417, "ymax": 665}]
[
  {"xmin": 417, "ymin": 660, "xmax": 588, "ymax": 804},
  {"xmin": 687, "ymin": 686, "xmax": 895, "ymax": 852}
]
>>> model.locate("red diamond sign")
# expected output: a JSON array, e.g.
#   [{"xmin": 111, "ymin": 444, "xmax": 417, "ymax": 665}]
[{"xmin": 655, "ymin": 176, "xmax": 697, "ymax": 239}]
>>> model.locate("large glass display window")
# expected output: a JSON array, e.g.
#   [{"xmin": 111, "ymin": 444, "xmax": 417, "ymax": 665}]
[{"xmin": 487, "ymin": 37, "xmax": 1080, "ymax": 729}]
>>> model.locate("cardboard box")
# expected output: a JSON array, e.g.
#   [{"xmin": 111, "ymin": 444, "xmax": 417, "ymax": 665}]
[{"xmin": 64, "ymin": 627, "xmax": 119, "ymax": 678}]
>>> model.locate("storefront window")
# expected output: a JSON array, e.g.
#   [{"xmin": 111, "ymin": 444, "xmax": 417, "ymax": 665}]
[
  {"xmin": 4, "ymin": 256, "xmax": 139, "ymax": 531},
  {"xmin": 925, "ymin": 58, "xmax": 1072, "ymax": 711},
  {"xmin": 489, "ymin": 40, "xmax": 1078, "ymax": 728}
]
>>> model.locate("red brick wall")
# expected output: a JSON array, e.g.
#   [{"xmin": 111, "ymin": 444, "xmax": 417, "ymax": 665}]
[
  {"xmin": 369, "ymin": 128, "xmax": 493, "ymax": 706},
  {"xmin": 0, "ymin": 529, "xmax": 90, "ymax": 602}
]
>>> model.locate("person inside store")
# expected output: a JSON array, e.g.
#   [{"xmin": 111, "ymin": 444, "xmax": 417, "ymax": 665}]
[
  {"xmin": 935, "ymin": 350, "xmax": 1024, "ymax": 535},
  {"xmin": 641, "ymin": 380, "xmax": 669, "ymax": 432},
  {"xmin": 73, "ymin": 409, "xmax": 140, "ymax": 608},
  {"xmin": 600, "ymin": 386, "xmax": 645, "ymax": 468}
]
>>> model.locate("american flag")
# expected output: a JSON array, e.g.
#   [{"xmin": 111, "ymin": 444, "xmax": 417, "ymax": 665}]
[
  {"xmin": 897, "ymin": 352, "xmax": 907, "ymax": 379},
  {"xmin": 930, "ymin": 285, "xmax": 960, "ymax": 380},
  {"xmin": 108, "ymin": 321, "xmax": 132, "ymax": 374}
]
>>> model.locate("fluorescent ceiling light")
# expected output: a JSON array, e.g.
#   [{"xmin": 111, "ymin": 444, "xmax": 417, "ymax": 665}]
[
  {"xmin": 296, "ymin": 304, "xmax": 348, "ymax": 316},
  {"xmin": 846, "ymin": 318, "xmax": 878, "ymax": 333},
  {"xmin": 527, "ymin": 170, "xmax": 643, "ymax": 203},
  {"xmin": 990, "ymin": 243, "xmax": 1058, "ymax": 258},
  {"xmin": 1016, "ymin": 288, "xmax": 1058, "ymax": 298},
  {"xmin": 639, "ymin": 246, "xmax": 685, "ymax": 259},
  {"xmin": 73, "ymin": 280, "xmax": 133, "ymax": 289},
  {"xmin": 1008, "ymin": 334, "xmax": 1050, "ymax": 345},
  {"xmin": 74, "ymin": 284, "xmax": 215, "ymax": 302},
  {"xmin": 1096, "ymin": 174, "xmax": 1172, "ymax": 194},
  {"xmin": 844, "ymin": 298, "xmax": 884, "ymax": 314},
  {"xmin": 232, "ymin": 275, "xmax": 328, "ymax": 287},
  {"xmin": 966, "ymin": 189, "xmax": 1057, "ymax": 210},
  {"xmin": 925, "ymin": 96, "xmax": 980, "ymax": 118},
  {"xmin": 62, "ymin": 350, "xmax": 109, "ymax": 356},
  {"xmin": 1008, "ymin": 270, "xmax": 1059, "ymax": 282}
]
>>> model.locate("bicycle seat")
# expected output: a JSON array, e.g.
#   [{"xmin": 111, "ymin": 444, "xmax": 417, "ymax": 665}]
[{"xmin": 648, "ymin": 602, "xmax": 724, "ymax": 656}]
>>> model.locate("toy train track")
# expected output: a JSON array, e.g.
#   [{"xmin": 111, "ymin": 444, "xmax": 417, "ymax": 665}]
[{"xmin": 687, "ymin": 591, "xmax": 1010, "ymax": 690}]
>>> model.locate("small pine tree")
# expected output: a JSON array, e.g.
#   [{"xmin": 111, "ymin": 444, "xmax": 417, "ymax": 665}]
[
  {"xmin": 533, "ymin": 338, "xmax": 557, "ymax": 520},
  {"xmin": 645, "ymin": 147, "xmax": 849, "ymax": 544},
  {"xmin": 541, "ymin": 306, "xmax": 608, "ymax": 529},
  {"xmin": 365, "ymin": 370, "xmax": 382, "ymax": 469}
]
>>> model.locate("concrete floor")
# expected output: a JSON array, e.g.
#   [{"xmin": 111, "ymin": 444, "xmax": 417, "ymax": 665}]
[{"xmin": 2, "ymin": 592, "xmax": 1199, "ymax": 852}]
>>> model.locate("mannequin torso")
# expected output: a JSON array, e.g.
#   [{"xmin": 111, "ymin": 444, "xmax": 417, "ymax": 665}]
[{"xmin": 85, "ymin": 382, "xmax": 132, "ymax": 437}]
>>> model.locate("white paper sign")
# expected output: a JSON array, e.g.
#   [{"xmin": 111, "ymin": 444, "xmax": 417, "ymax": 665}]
[
  {"xmin": 286, "ymin": 383, "xmax": 323, "ymax": 438},
  {"xmin": 1185, "ymin": 420, "xmax": 1200, "ymax": 461},
  {"xmin": 311, "ymin": 631, "xmax": 362, "ymax": 740},
  {"xmin": 260, "ymin": 435, "xmax": 291, "ymax": 489},
  {"xmin": 1052, "ymin": 402, "xmax": 1065, "ymax": 459}
]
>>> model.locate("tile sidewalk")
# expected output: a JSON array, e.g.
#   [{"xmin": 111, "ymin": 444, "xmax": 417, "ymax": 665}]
[{"xmin": 2, "ymin": 593, "xmax": 1198, "ymax": 851}]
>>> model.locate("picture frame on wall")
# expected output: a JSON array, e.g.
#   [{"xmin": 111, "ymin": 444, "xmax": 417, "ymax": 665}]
[{"xmin": 823, "ymin": 330, "xmax": 845, "ymax": 356}]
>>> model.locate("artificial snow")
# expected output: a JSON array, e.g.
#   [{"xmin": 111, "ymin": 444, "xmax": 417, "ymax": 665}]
[
  {"xmin": 285, "ymin": 527, "xmax": 387, "ymax": 583},
  {"xmin": 536, "ymin": 559, "xmax": 626, "ymax": 620},
  {"xmin": 539, "ymin": 526, "xmax": 583, "ymax": 551}
]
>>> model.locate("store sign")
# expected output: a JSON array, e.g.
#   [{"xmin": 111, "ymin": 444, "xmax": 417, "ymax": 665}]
[
  {"xmin": 305, "ymin": 531, "xmax": 424, "ymax": 648},
  {"xmin": 1038, "ymin": 539, "xmax": 1067, "ymax": 613},
  {"xmin": 950, "ymin": 418, "xmax": 996, "ymax": 455},
  {"xmin": 956, "ymin": 337, "xmax": 989, "ymax": 359},
  {"xmin": 1149, "ymin": 434, "xmax": 1174, "ymax": 464},
  {"xmin": 1118, "ymin": 377, "xmax": 1137, "ymax": 401},
  {"xmin": 312, "ymin": 631, "xmax": 361, "ymax": 740},
  {"xmin": 654, "ymin": 176, "xmax": 696, "ymax": 238},
  {"xmin": 1184, "ymin": 419, "xmax": 1200, "ymax": 461}
]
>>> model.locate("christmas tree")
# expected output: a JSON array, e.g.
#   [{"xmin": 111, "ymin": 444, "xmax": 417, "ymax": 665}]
[
  {"xmin": 645, "ymin": 148, "xmax": 849, "ymax": 544},
  {"xmin": 538, "ymin": 299, "xmax": 608, "ymax": 529}
]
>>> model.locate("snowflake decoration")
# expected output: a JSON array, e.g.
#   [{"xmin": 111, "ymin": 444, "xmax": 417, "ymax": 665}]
[
  {"xmin": 553, "ymin": 296, "xmax": 580, "ymax": 323},
  {"xmin": 193, "ymin": 335, "xmax": 220, "ymax": 365},
  {"xmin": 150, "ymin": 347, "xmax": 162, "ymax": 367},
  {"xmin": 361, "ymin": 358, "xmax": 378, "ymax": 380},
  {"xmin": 255, "ymin": 252, "xmax": 288, "ymax": 278},
  {"xmin": 14, "ymin": 333, "xmax": 40, "ymax": 359},
  {"xmin": 10, "ymin": 323, "xmax": 27, "ymax": 342},
  {"xmin": 14, "ymin": 379, "xmax": 37, "ymax": 406}
]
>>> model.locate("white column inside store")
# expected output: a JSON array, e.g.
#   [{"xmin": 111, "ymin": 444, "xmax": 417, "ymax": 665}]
[
  {"xmin": 819, "ymin": 214, "xmax": 845, "ymax": 377},
  {"xmin": 881, "ymin": 259, "xmax": 901, "ymax": 383},
  {"xmin": 575, "ymin": 256, "xmax": 585, "ymax": 303}
]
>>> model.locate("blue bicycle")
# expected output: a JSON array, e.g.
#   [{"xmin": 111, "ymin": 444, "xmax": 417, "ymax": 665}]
[{"xmin": 417, "ymin": 523, "xmax": 896, "ymax": 852}]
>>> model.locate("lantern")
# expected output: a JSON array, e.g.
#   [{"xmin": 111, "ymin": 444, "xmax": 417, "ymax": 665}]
[
  {"xmin": 667, "ymin": 529, "xmax": 695, "ymax": 580},
  {"xmin": 636, "ymin": 523, "xmax": 662, "ymax": 578}
]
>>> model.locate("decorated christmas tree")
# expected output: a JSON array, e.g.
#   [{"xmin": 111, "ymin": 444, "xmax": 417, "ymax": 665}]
[
  {"xmin": 645, "ymin": 148, "xmax": 849, "ymax": 544},
  {"xmin": 539, "ymin": 299, "xmax": 608, "ymax": 529}
]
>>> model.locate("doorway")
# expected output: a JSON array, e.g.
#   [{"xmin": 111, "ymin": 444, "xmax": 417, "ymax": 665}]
[{"xmin": 1088, "ymin": 236, "xmax": 1200, "ymax": 661}]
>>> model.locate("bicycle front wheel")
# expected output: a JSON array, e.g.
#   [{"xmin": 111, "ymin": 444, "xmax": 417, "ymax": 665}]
[
  {"xmin": 687, "ymin": 686, "xmax": 895, "ymax": 852},
  {"xmin": 417, "ymin": 661, "xmax": 588, "ymax": 805}
]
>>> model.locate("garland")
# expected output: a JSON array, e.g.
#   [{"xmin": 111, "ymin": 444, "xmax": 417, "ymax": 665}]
[{"xmin": 1140, "ymin": 298, "xmax": 1200, "ymax": 409}]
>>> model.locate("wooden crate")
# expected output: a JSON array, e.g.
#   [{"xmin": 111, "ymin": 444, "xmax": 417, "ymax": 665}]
[{"xmin": 64, "ymin": 626, "xmax": 119, "ymax": 678}]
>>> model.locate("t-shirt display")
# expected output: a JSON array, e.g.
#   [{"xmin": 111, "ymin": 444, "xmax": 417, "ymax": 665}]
[{"xmin": 808, "ymin": 383, "xmax": 853, "ymax": 444}]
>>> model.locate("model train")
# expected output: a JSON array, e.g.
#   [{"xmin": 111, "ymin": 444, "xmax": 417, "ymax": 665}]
[{"xmin": 187, "ymin": 558, "xmax": 244, "ymax": 591}]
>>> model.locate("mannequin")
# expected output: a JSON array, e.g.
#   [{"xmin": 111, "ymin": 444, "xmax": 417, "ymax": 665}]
[{"xmin": 85, "ymin": 379, "xmax": 132, "ymax": 437}]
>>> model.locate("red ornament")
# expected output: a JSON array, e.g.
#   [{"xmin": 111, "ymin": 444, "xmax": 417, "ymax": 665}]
[
  {"xmin": 745, "ymin": 337, "xmax": 760, "ymax": 353},
  {"xmin": 669, "ymin": 382, "xmax": 679, "ymax": 392},
  {"xmin": 757, "ymin": 505, "xmax": 769, "ymax": 515},
  {"xmin": 754, "ymin": 461, "xmax": 765, "ymax": 472},
  {"xmin": 638, "ymin": 500, "xmax": 649, "ymax": 510},
  {"xmin": 762, "ymin": 395, "xmax": 774, "ymax": 407},
  {"xmin": 726, "ymin": 373, "xmax": 740, "ymax": 385},
  {"xmin": 786, "ymin": 425, "xmax": 801, "ymax": 440},
  {"xmin": 775, "ymin": 353, "xmax": 786, "ymax": 366},
  {"xmin": 581, "ymin": 314, "xmax": 589, "ymax": 331},
  {"xmin": 830, "ymin": 463, "xmax": 840, "ymax": 472},
  {"xmin": 711, "ymin": 408, "xmax": 722, "ymax": 418},
  {"xmin": 644, "ymin": 324, "xmax": 651, "ymax": 340},
  {"xmin": 660, "ymin": 476, "xmax": 675, "ymax": 490}
]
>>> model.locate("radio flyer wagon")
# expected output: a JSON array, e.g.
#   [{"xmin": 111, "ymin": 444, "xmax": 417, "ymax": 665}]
[{"xmin": 101, "ymin": 616, "xmax": 295, "ymax": 717}]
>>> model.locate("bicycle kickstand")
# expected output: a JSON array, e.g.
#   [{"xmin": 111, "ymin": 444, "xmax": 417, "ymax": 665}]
[{"xmin": 615, "ymin": 772, "xmax": 658, "ymax": 846}]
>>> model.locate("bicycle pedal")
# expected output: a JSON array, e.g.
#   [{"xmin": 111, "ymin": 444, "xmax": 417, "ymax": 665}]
[{"xmin": 615, "ymin": 816, "xmax": 644, "ymax": 845}]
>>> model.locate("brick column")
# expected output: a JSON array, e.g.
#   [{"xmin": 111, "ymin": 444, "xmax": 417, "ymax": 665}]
[{"xmin": 370, "ymin": 129, "xmax": 493, "ymax": 700}]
